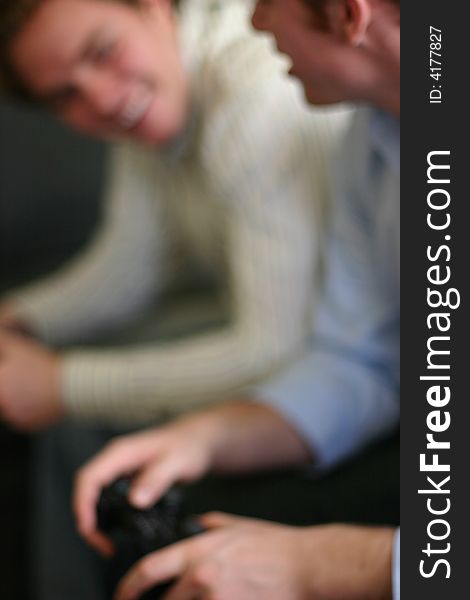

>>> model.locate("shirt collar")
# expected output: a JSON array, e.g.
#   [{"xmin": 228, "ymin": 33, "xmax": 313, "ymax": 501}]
[{"xmin": 369, "ymin": 108, "xmax": 400, "ymax": 172}]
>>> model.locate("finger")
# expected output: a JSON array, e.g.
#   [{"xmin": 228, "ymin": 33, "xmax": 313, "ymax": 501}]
[
  {"xmin": 198, "ymin": 512, "xmax": 247, "ymax": 530},
  {"xmin": 73, "ymin": 436, "xmax": 159, "ymax": 546},
  {"xmin": 73, "ymin": 464, "xmax": 114, "ymax": 546},
  {"xmin": 84, "ymin": 529, "xmax": 115, "ymax": 558},
  {"xmin": 129, "ymin": 453, "xmax": 186, "ymax": 509},
  {"xmin": 73, "ymin": 461, "xmax": 115, "ymax": 554},
  {"xmin": 162, "ymin": 572, "xmax": 205, "ymax": 600},
  {"xmin": 114, "ymin": 542, "xmax": 190, "ymax": 600}
]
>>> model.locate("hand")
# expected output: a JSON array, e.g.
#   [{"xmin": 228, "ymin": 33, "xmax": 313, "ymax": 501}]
[
  {"xmin": 73, "ymin": 403, "xmax": 311, "ymax": 556},
  {"xmin": 114, "ymin": 514, "xmax": 395, "ymax": 600},
  {"xmin": 73, "ymin": 415, "xmax": 221, "ymax": 556},
  {"xmin": 0, "ymin": 329, "xmax": 63, "ymax": 431}
]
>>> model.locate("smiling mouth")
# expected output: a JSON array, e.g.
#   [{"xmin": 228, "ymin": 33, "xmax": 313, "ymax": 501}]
[{"xmin": 118, "ymin": 85, "xmax": 153, "ymax": 130}]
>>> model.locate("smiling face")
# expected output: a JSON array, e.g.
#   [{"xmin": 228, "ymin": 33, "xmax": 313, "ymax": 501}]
[
  {"xmin": 252, "ymin": 0, "xmax": 375, "ymax": 106},
  {"xmin": 8, "ymin": 0, "xmax": 189, "ymax": 145}
]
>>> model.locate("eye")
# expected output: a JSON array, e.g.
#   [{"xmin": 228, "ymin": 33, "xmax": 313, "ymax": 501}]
[{"xmin": 91, "ymin": 40, "xmax": 116, "ymax": 65}]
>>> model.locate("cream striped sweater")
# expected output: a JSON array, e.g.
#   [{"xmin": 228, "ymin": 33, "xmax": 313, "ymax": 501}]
[{"xmin": 6, "ymin": 0, "xmax": 351, "ymax": 422}]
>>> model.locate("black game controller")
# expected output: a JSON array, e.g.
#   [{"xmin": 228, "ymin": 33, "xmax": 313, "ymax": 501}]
[{"xmin": 97, "ymin": 478, "xmax": 203, "ymax": 599}]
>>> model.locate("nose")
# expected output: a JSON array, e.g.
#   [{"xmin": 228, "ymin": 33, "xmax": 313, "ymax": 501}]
[{"xmin": 77, "ymin": 69, "xmax": 124, "ymax": 118}]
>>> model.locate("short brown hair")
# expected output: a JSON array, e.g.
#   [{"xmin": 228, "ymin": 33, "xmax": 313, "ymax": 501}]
[{"xmin": 0, "ymin": 0, "xmax": 39, "ymax": 97}]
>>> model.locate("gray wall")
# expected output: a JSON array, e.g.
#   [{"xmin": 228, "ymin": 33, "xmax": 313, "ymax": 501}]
[{"xmin": 0, "ymin": 100, "xmax": 107, "ymax": 292}]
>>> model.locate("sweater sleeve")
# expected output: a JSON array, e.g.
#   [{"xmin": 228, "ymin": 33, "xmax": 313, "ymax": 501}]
[
  {"xmin": 5, "ymin": 145, "xmax": 169, "ymax": 344},
  {"xmin": 60, "ymin": 49, "xmax": 350, "ymax": 422}
]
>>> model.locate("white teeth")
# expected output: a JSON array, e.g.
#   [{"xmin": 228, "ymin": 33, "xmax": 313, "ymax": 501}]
[{"xmin": 119, "ymin": 88, "xmax": 152, "ymax": 129}]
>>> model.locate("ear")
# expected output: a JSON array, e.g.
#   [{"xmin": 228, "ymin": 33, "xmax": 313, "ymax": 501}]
[{"xmin": 329, "ymin": 0, "xmax": 372, "ymax": 46}]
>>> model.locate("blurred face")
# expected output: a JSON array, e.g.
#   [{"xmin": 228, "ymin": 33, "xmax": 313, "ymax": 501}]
[
  {"xmin": 252, "ymin": 0, "xmax": 365, "ymax": 105},
  {"xmin": 9, "ymin": 0, "xmax": 189, "ymax": 145}
]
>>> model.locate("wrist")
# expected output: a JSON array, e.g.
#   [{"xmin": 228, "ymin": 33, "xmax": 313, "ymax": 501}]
[
  {"xmin": 297, "ymin": 525, "xmax": 394, "ymax": 600},
  {"xmin": 200, "ymin": 400, "xmax": 311, "ymax": 474},
  {"xmin": 174, "ymin": 407, "xmax": 231, "ymax": 470},
  {"xmin": 366, "ymin": 527, "xmax": 394, "ymax": 600}
]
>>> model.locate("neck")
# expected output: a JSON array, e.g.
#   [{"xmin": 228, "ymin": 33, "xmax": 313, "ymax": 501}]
[
  {"xmin": 363, "ymin": 3, "xmax": 400, "ymax": 116},
  {"xmin": 370, "ymin": 66, "xmax": 400, "ymax": 117}
]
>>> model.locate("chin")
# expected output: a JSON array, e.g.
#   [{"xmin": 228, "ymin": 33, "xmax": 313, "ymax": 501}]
[
  {"xmin": 303, "ymin": 85, "xmax": 343, "ymax": 107},
  {"xmin": 139, "ymin": 111, "xmax": 187, "ymax": 147},
  {"xmin": 134, "ymin": 129, "xmax": 173, "ymax": 146},
  {"xmin": 303, "ymin": 87, "xmax": 324, "ymax": 106}
]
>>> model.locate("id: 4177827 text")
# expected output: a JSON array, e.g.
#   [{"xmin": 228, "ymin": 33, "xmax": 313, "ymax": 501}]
[{"xmin": 429, "ymin": 26, "xmax": 443, "ymax": 104}]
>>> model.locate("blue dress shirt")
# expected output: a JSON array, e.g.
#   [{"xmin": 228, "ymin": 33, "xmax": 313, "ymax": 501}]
[{"xmin": 256, "ymin": 106, "xmax": 400, "ymax": 598}]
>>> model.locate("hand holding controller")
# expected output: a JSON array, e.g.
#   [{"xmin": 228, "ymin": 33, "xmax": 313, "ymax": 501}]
[{"xmin": 97, "ymin": 478, "xmax": 203, "ymax": 599}]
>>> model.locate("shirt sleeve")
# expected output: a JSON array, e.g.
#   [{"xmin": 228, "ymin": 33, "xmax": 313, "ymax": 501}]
[
  {"xmin": 5, "ymin": 145, "xmax": 168, "ymax": 344},
  {"xmin": 254, "ymin": 112, "xmax": 400, "ymax": 470},
  {"xmin": 393, "ymin": 529, "xmax": 400, "ymax": 600}
]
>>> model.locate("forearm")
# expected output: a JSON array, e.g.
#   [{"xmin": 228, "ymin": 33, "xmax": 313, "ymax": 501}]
[
  {"xmin": 60, "ymin": 321, "xmax": 305, "ymax": 421},
  {"xmin": 197, "ymin": 400, "xmax": 313, "ymax": 474}
]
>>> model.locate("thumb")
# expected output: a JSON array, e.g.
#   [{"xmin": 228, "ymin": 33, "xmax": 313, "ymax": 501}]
[{"xmin": 129, "ymin": 454, "xmax": 183, "ymax": 509}]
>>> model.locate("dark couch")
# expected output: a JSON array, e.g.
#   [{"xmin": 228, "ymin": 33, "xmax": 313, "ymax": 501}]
[{"xmin": 0, "ymin": 100, "xmax": 106, "ymax": 600}]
